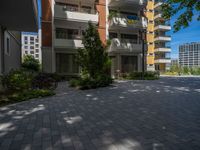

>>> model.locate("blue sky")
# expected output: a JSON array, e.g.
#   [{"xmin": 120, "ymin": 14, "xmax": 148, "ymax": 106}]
[
  {"xmin": 38, "ymin": 0, "xmax": 41, "ymax": 29},
  {"xmin": 170, "ymin": 13, "xmax": 200, "ymax": 59}
]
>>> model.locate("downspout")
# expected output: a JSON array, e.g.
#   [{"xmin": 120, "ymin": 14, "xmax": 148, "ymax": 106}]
[{"xmin": 1, "ymin": 26, "xmax": 6, "ymax": 74}]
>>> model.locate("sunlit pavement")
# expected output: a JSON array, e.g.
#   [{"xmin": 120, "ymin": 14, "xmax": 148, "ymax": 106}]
[{"xmin": 0, "ymin": 77, "xmax": 200, "ymax": 150}]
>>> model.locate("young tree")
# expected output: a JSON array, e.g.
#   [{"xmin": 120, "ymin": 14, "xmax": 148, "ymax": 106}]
[
  {"xmin": 162, "ymin": 0, "xmax": 200, "ymax": 32},
  {"xmin": 77, "ymin": 22, "xmax": 110, "ymax": 79}
]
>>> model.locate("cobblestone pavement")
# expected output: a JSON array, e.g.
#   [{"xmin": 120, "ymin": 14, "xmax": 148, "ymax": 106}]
[{"xmin": 0, "ymin": 77, "xmax": 200, "ymax": 150}]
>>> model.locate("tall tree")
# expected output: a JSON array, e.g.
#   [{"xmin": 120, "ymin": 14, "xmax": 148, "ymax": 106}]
[
  {"xmin": 162, "ymin": 0, "xmax": 200, "ymax": 32},
  {"xmin": 77, "ymin": 22, "xmax": 110, "ymax": 79}
]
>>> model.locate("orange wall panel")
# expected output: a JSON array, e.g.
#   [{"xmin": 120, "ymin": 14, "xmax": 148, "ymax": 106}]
[
  {"xmin": 42, "ymin": 0, "xmax": 52, "ymax": 47},
  {"xmin": 96, "ymin": 0, "xmax": 106, "ymax": 45}
]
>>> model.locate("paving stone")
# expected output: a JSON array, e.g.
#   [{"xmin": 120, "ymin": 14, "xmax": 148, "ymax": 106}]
[{"xmin": 0, "ymin": 78, "xmax": 200, "ymax": 150}]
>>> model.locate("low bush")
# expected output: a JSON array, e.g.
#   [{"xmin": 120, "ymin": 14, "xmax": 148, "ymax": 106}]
[
  {"xmin": 122, "ymin": 71, "xmax": 160, "ymax": 80},
  {"xmin": 1, "ymin": 70, "xmax": 33, "ymax": 92},
  {"xmin": 8, "ymin": 90, "xmax": 55, "ymax": 102},
  {"xmin": 69, "ymin": 75, "xmax": 113, "ymax": 90},
  {"xmin": 32, "ymin": 73, "xmax": 58, "ymax": 90},
  {"xmin": 69, "ymin": 79, "xmax": 81, "ymax": 88}
]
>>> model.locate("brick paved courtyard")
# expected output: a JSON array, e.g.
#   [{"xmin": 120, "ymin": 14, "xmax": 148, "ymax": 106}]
[{"xmin": 0, "ymin": 77, "xmax": 200, "ymax": 150}]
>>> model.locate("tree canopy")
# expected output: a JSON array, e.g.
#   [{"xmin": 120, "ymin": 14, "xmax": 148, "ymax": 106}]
[{"xmin": 162, "ymin": 0, "xmax": 200, "ymax": 32}]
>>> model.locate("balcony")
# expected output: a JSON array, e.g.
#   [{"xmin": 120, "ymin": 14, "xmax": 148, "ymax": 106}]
[
  {"xmin": 154, "ymin": 13, "xmax": 162, "ymax": 20},
  {"xmin": 109, "ymin": 38, "xmax": 142, "ymax": 53},
  {"xmin": 109, "ymin": 0, "xmax": 145, "ymax": 7},
  {"xmin": 154, "ymin": 36, "xmax": 171, "ymax": 42},
  {"xmin": 154, "ymin": 25, "xmax": 171, "ymax": 31},
  {"xmin": 109, "ymin": 15, "xmax": 147, "ymax": 30},
  {"xmin": 154, "ymin": 2, "xmax": 163, "ymax": 9},
  {"xmin": 54, "ymin": 35, "xmax": 84, "ymax": 49},
  {"xmin": 155, "ymin": 58, "xmax": 171, "ymax": 64},
  {"xmin": 154, "ymin": 47, "xmax": 171, "ymax": 52},
  {"xmin": 0, "ymin": 0, "xmax": 38, "ymax": 32},
  {"xmin": 54, "ymin": 5, "xmax": 98, "ymax": 24}
]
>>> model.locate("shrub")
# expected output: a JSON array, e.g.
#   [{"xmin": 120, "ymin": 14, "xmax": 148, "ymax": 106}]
[
  {"xmin": 1, "ymin": 70, "xmax": 33, "ymax": 91},
  {"xmin": 32, "ymin": 73, "xmax": 58, "ymax": 90},
  {"xmin": 22, "ymin": 55, "xmax": 40, "ymax": 72},
  {"xmin": 8, "ymin": 90, "xmax": 55, "ymax": 101},
  {"xmin": 69, "ymin": 79, "xmax": 81, "ymax": 87},
  {"xmin": 122, "ymin": 71, "xmax": 159, "ymax": 80},
  {"xmin": 69, "ymin": 75, "xmax": 113, "ymax": 90}
]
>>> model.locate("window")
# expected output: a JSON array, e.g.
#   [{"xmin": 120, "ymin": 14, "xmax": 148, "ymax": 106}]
[
  {"xmin": 35, "ymin": 39, "xmax": 39, "ymax": 43},
  {"xmin": 109, "ymin": 32, "xmax": 118, "ymax": 39},
  {"xmin": 24, "ymin": 36, "xmax": 28, "ymax": 40},
  {"xmin": 25, "ymin": 51, "xmax": 28, "ymax": 54},
  {"xmin": 30, "ymin": 37, "xmax": 34, "ymax": 41},
  {"xmin": 24, "ymin": 46, "xmax": 28, "ymax": 49},
  {"xmin": 30, "ymin": 41, "xmax": 34, "ymax": 45},
  {"xmin": 35, "ymin": 49, "xmax": 39, "ymax": 53},
  {"xmin": 30, "ymin": 51, "xmax": 34, "ymax": 54},
  {"xmin": 30, "ymin": 46, "xmax": 34, "ymax": 49},
  {"xmin": 4, "ymin": 32, "xmax": 10, "ymax": 55},
  {"xmin": 35, "ymin": 44, "xmax": 39, "ymax": 48},
  {"xmin": 35, "ymin": 54, "xmax": 39, "ymax": 58},
  {"xmin": 25, "ymin": 41, "xmax": 28, "ymax": 44}
]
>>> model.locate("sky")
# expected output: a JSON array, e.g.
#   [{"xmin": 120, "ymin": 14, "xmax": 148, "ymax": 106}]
[{"xmin": 170, "ymin": 13, "xmax": 200, "ymax": 59}]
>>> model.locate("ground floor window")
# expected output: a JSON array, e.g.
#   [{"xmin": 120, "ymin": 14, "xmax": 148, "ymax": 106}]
[
  {"xmin": 56, "ymin": 53, "xmax": 79, "ymax": 74},
  {"xmin": 121, "ymin": 56, "xmax": 138, "ymax": 73}
]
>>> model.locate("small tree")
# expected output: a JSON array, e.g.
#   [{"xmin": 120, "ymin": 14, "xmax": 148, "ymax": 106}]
[
  {"xmin": 77, "ymin": 22, "xmax": 110, "ymax": 79},
  {"xmin": 22, "ymin": 55, "xmax": 40, "ymax": 72}
]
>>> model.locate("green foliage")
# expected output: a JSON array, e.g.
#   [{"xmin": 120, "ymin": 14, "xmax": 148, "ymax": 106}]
[
  {"xmin": 165, "ymin": 65, "xmax": 200, "ymax": 76},
  {"xmin": 121, "ymin": 71, "xmax": 160, "ymax": 80},
  {"xmin": 162, "ymin": 0, "xmax": 200, "ymax": 32},
  {"xmin": 77, "ymin": 22, "xmax": 111, "ymax": 79},
  {"xmin": 8, "ymin": 90, "xmax": 55, "ymax": 102},
  {"xmin": 69, "ymin": 79, "xmax": 81, "ymax": 88},
  {"xmin": 74, "ymin": 22, "xmax": 112, "ymax": 89},
  {"xmin": 108, "ymin": 10, "xmax": 119, "ymax": 20},
  {"xmin": 1, "ymin": 70, "xmax": 33, "ymax": 91},
  {"xmin": 32, "ymin": 73, "xmax": 58, "ymax": 90},
  {"xmin": 69, "ymin": 75, "xmax": 113, "ymax": 90},
  {"xmin": 22, "ymin": 55, "xmax": 40, "ymax": 72}
]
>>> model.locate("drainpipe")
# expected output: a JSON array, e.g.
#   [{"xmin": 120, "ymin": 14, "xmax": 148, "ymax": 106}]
[{"xmin": 1, "ymin": 26, "xmax": 6, "ymax": 74}]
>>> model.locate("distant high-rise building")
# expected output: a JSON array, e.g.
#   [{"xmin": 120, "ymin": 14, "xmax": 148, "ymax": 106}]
[
  {"xmin": 171, "ymin": 58, "xmax": 179, "ymax": 66},
  {"xmin": 179, "ymin": 42, "xmax": 200, "ymax": 67},
  {"xmin": 21, "ymin": 30, "xmax": 42, "ymax": 63}
]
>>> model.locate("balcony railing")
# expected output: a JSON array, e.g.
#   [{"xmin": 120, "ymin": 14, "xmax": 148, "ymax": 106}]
[
  {"xmin": 154, "ymin": 47, "xmax": 171, "ymax": 52},
  {"xmin": 109, "ymin": 15, "xmax": 147, "ymax": 29},
  {"xmin": 109, "ymin": 38, "xmax": 142, "ymax": 53},
  {"xmin": 154, "ymin": 36, "xmax": 171, "ymax": 41},
  {"xmin": 155, "ymin": 58, "xmax": 171, "ymax": 64},
  {"xmin": 54, "ymin": 38, "xmax": 83, "ymax": 48},
  {"xmin": 54, "ymin": 5, "xmax": 98, "ymax": 23},
  {"xmin": 154, "ymin": 25, "xmax": 171, "ymax": 31}
]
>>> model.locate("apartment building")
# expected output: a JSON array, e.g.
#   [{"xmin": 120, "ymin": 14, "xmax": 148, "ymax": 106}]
[
  {"xmin": 108, "ymin": 0, "xmax": 147, "ymax": 77},
  {"xmin": 146, "ymin": 0, "xmax": 171, "ymax": 72},
  {"xmin": 171, "ymin": 58, "xmax": 179, "ymax": 66},
  {"xmin": 0, "ymin": 0, "xmax": 38, "ymax": 74},
  {"xmin": 42, "ymin": 0, "xmax": 147, "ymax": 76},
  {"xmin": 179, "ymin": 42, "xmax": 200, "ymax": 67},
  {"xmin": 21, "ymin": 31, "xmax": 42, "ymax": 63}
]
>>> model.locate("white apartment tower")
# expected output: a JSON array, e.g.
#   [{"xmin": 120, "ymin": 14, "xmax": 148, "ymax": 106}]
[
  {"xmin": 21, "ymin": 30, "xmax": 42, "ymax": 63},
  {"xmin": 179, "ymin": 42, "xmax": 200, "ymax": 67}
]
